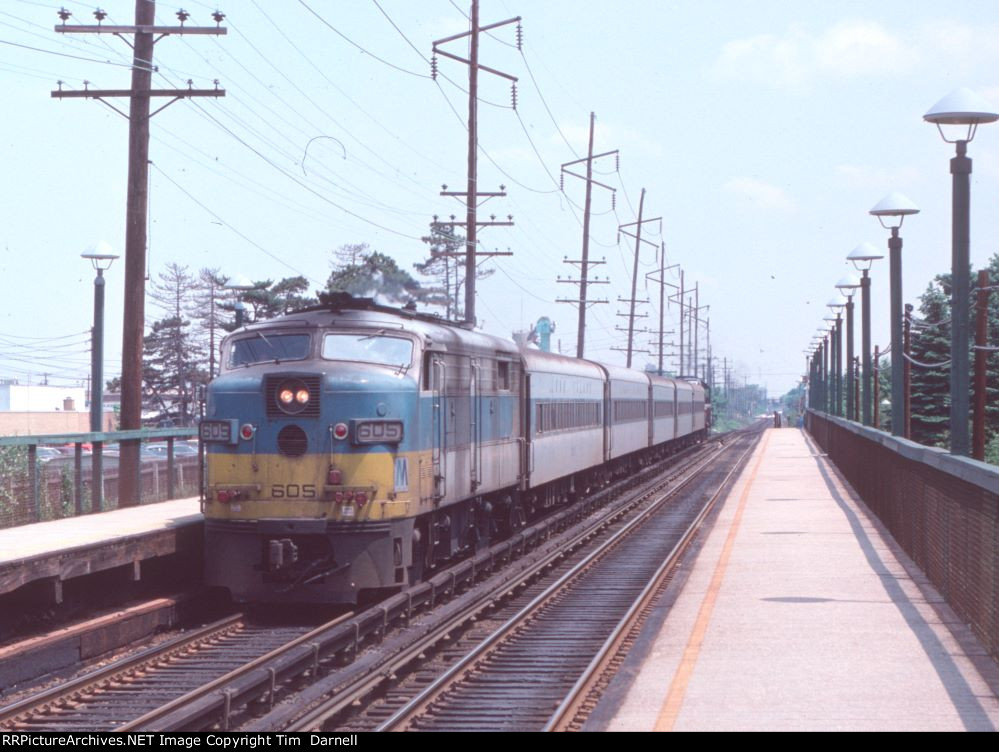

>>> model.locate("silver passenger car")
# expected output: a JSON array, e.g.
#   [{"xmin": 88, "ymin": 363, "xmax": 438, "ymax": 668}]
[
  {"xmin": 649, "ymin": 374, "xmax": 678, "ymax": 444},
  {"xmin": 601, "ymin": 363, "xmax": 651, "ymax": 461},
  {"xmin": 522, "ymin": 350, "xmax": 605, "ymax": 489}
]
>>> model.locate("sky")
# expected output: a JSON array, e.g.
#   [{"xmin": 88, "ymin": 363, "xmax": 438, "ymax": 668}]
[{"xmin": 2, "ymin": 0, "xmax": 999, "ymax": 399}]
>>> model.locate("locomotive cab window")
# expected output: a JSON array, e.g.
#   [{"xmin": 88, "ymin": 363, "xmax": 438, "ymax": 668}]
[
  {"xmin": 229, "ymin": 333, "xmax": 311, "ymax": 368},
  {"xmin": 322, "ymin": 333, "xmax": 414, "ymax": 368}
]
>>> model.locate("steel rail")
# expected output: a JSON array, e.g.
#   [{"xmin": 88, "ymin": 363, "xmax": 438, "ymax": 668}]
[
  {"xmin": 0, "ymin": 614, "xmax": 244, "ymax": 728},
  {"xmin": 257, "ymin": 440, "xmax": 724, "ymax": 731},
  {"xmin": 375, "ymin": 435, "xmax": 738, "ymax": 732},
  {"xmin": 117, "ymin": 611, "xmax": 354, "ymax": 732},
  {"xmin": 544, "ymin": 429, "xmax": 760, "ymax": 730}
]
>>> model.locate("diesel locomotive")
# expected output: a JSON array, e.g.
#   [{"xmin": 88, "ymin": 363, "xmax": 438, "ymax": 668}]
[{"xmin": 201, "ymin": 294, "xmax": 707, "ymax": 604}]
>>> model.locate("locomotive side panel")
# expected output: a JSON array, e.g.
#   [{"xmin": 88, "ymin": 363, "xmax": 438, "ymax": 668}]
[{"xmin": 432, "ymin": 346, "xmax": 523, "ymax": 507}]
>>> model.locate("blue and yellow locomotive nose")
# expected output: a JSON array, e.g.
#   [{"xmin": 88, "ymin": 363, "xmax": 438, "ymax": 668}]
[
  {"xmin": 201, "ymin": 357, "xmax": 429, "ymax": 603},
  {"xmin": 203, "ymin": 365, "xmax": 420, "ymax": 523}
]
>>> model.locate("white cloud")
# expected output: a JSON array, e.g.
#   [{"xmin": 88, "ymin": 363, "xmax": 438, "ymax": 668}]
[
  {"xmin": 723, "ymin": 177, "xmax": 795, "ymax": 213},
  {"xmin": 710, "ymin": 20, "xmax": 917, "ymax": 90}
]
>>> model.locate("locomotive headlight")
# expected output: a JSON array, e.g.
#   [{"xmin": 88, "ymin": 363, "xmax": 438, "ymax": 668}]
[{"xmin": 274, "ymin": 378, "xmax": 313, "ymax": 415}]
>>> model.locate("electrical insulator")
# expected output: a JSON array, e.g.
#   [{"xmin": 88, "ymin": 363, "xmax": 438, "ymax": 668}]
[
  {"xmin": 612, "ymin": 192, "xmax": 617, "ymax": 210},
  {"xmin": 431, "ymin": 54, "xmax": 438, "ymax": 80},
  {"xmin": 615, "ymin": 154, "xmax": 620, "ymax": 171},
  {"xmin": 511, "ymin": 83, "xmax": 518, "ymax": 110},
  {"xmin": 212, "ymin": 10, "xmax": 226, "ymax": 25},
  {"xmin": 516, "ymin": 23, "xmax": 523, "ymax": 50},
  {"xmin": 93, "ymin": 8, "xmax": 107, "ymax": 23},
  {"xmin": 559, "ymin": 173, "xmax": 564, "ymax": 191},
  {"xmin": 57, "ymin": 7, "xmax": 71, "ymax": 23}
]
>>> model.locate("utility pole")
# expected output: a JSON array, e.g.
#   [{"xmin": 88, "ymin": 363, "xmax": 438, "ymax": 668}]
[
  {"xmin": 53, "ymin": 3, "xmax": 225, "ymax": 506},
  {"xmin": 672, "ymin": 270, "xmax": 686, "ymax": 376},
  {"xmin": 557, "ymin": 112, "xmax": 617, "ymax": 358},
  {"xmin": 615, "ymin": 188, "xmax": 660, "ymax": 367},
  {"xmin": 645, "ymin": 244, "xmax": 678, "ymax": 375},
  {"xmin": 431, "ymin": 1, "xmax": 519, "ymax": 326},
  {"xmin": 690, "ymin": 295, "xmax": 709, "ymax": 381}
]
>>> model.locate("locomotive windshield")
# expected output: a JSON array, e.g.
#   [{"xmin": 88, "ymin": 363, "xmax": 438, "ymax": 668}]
[
  {"xmin": 229, "ymin": 333, "xmax": 311, "ymax": 367},
  {"xmin": 322, "ymin": 333, "xmax": 414, "ymax": 368}
]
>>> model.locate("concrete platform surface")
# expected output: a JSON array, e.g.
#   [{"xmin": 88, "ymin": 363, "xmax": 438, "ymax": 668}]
[
  {"xmin": 0, "ymin": 498, "xmax": 201, "ymax": 596},
  {"xmin": 593, "ymin": 428, "xmax": 999, "ymax": 732}
]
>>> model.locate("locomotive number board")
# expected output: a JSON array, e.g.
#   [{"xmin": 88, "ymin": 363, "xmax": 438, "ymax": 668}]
[{"xmin": 200, "ymin": 419, "xmax": 239, "ymax": 445}]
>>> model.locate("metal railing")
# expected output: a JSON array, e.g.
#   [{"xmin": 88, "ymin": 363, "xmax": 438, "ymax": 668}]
[
  {"xmin": 0, "ymin": 428, "xmax": 198, "ymax": 529},
  {"xmin": 807, "ymin": 410, "xmax": 999, "ymax": 659}
]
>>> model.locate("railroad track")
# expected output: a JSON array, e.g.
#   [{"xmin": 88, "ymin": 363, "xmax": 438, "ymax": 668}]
[
  {"xmin": 247, "ymin": 426, "xmax": 761, "ymax": 732},
  {"xmin": 373, "ymin": 426, "xmax": 761, "ymax": 732},
  {"xmin": 0, "ymin": 428, "xmax": 756, "ymax": 732}
]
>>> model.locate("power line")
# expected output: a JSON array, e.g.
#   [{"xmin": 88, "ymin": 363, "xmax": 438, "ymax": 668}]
[
  {"xmin": 150, "ymin": 161, "xmax": 321, "ymax": 283},
  {"xmin": 0, "ymin": 37, "xmax": 141, "ymax": 69},
  {"xmin": 297, "ymin": 0, "xmax": 429, "ymax": 79},
  {"xmin": 189, "ymin": 102, "xmax": 424, "ymax": 241}
]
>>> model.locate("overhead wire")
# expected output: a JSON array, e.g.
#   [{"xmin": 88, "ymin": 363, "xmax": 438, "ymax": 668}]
[
  {"xmin": 150, "ymin": 161, "xmax": 322, "ymax": 283},
  {"xmin": 297, "ymin": 0, "xmax": 429, "ymax": 79}
]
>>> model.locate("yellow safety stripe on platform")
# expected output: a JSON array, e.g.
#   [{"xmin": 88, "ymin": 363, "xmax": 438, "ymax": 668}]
[{"xmin": 654, "ymin": 429, "xmax": 772, "ymax": 731}]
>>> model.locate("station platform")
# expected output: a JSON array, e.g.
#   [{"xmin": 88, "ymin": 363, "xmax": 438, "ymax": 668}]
[
  {"xmin": 0, "ymin": 498, "xmax": 202, "ymax": 601},
  {"xmin": 589, "ymin": 427, "xmax": 999, "ymax": 732}
]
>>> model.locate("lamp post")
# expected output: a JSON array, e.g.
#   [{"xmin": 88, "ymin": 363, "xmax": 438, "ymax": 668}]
[
  {"xmin": 81, "ymin": 243, "xmax": 118, "ymax": 513},
  {"xmin": 870, "ymin": 192, "xmax": 919, "ymax": 438},
  {"xmin": 827, "ymin": 297, "xmax": 846, "ymax": 416},
  {"xmin": 224, "ymin": 275, "xmax": 257, "ymax": 332},
  {"xmin": 924, "ymin": 88, "xmax": 999, "ymax": 456},
  {"xmin": 808, "ymin": 335, "xmax": 822, "ymax": 410},
  {"xmin": 848, "ymin": 242, "xmax": 883, "ymax": 426},
  {"xmin": 817, "ymin": 333, "xmax": 830, "ymax": 413},
  {"xmin": 836, "ymin": 276, "xmax": 860, "ymax": 421},
  {"xmin": 822, "ymin": 320, "xmax": 837, "ymax": 413}
]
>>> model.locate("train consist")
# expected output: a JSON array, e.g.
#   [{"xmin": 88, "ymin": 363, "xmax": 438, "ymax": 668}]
[{"xmin": 200, "ymin": 295, "xmax": 708, "ymax": 604}]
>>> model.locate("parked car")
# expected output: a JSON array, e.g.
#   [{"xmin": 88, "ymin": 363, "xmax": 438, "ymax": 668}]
[
  {"xmin": 142, "ymin": 443, "xmax": 199, "ymax": 459},
  {"xmin": 35, "ymin": 446, "xmax": 63, "ymax": 463}
]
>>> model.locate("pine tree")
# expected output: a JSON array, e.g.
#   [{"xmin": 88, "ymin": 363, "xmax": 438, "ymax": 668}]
[
  {"xmin": 908, "ymin": 280, "xmax": 951, "ymax": 447},
  {"xmin": 981, "ymin": 254, "xmax": 999, "ymax": 444},
  {"xmin": 146, "ymin": 264, "xmax": 205, "ymax": 425},
  {"xmin": 190, "ymin": 268, "xmax": 230, "ymax": 379},
  {"xmin": 326, "ymin": 248, "xmax": 444, "ymax": 308},
  {"xmin": 142, "ymin": 316, "xmax": 205, "ymax": 426},
  {"xmin": 414, "ymin": 227, "xmax": 493, "ymax": 320},
  {"xmin": 235, "ymin": 276, "xmax": 317, "ymax": 324}
]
